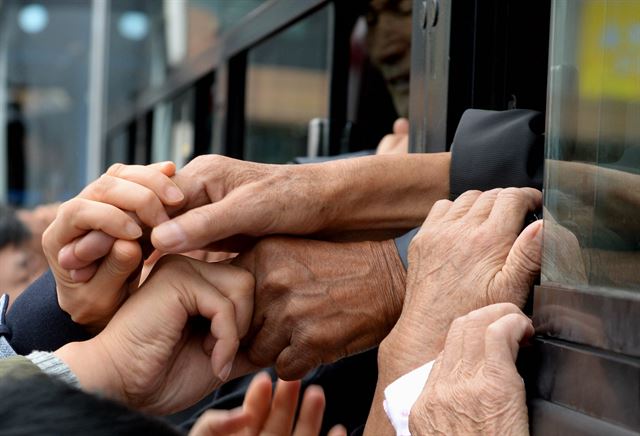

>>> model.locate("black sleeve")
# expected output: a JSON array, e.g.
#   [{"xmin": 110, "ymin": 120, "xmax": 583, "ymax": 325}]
[
  {"xmin": 449, "ymin": 108, "xmax": 544, "ymax": 199},
  {"xmin": 6, "ymin": 270, "xmax": 91, "ymax": 354},
  {"xmin": 394, "ymin": 109, "xmax": 545, "ymax": 268}
]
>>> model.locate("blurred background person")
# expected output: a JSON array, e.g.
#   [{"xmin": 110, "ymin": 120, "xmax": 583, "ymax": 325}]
[{"xmin": 0, "ymin": 204, "xmax": 49, "ymax": 303}]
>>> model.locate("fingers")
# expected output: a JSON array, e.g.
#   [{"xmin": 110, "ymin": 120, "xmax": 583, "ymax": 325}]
[
  {"xmin": 463, "ymin": 188, "xmax": 502, "ymax": 222},
  {"xmin": 486, "ymin": 188, "xmax": 542, "ymax": 234},
  {"xmin": 79, "ymin": 171, "xmax": 181, "ymax": 228},
  {"xmin": 444, "ymin": 190, "xmax": 483, "ymax": 220},
  {"xmin": 243, "ymin": 371, "xmax": 273, "ymax": 431},
  {"xmin": 442, "ymin": 303, "xmax": 523, "ymax": 371},
  {"xmin": 275, "ymin": 345, "xmax": 320, "ymax": 381},
  {"xmin": 69, "ymin": 264, "xmax": 98, "ymax": 283},
  {"xmin": 423, "ymin": 199, "xmax": 452, "ymax": 223},
  {"xmin": 485, "ymin": 312, "xmax": 534, "ymax": 365},
  {"xmin": 105, "ymin": 162, "xmax": 184, "ymax": 205},
  {"xmin": 59, "ymin": 230, "xmax": 115, "ymax": 271},
  {"xmin": 261, "ymin": 379, "xmax": 302, "ymax": 435},
  {"xmin": 50, "ymin": 199, "xmax": 142, "ymax": 249},
  {"xmin": 61, "ymin": 239, "xmax": 142, "ymax": 325},
  {"xmin": 292, "ymin": 385, "xmax": 326, "ymax": 436},
  {"xmin": 191, "ymin": 261, "xmax": 255, "ymax": 340},
  {"xmin": 459, "ymin": 303, "xmax": 527, "ymax": 371},
  {"xmin": 169, "ymin": 258, "xmax": 254, "ymax": 380},
  {"xmin": 246, "ymin": 320, "xmax": 291, "ymax": 370},
  {"xmin": 188, "ymin": 408, "xmax": 251, "ymax": 436}
]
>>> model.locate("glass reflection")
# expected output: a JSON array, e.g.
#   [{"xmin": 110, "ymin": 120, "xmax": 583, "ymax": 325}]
[
  {"xmin": 244, "ymin": 7, "xmax": 330, "ymax": 163},
  {"xmin": 543, "ymin": 0, "xmax": 640, "ymax": 292}
]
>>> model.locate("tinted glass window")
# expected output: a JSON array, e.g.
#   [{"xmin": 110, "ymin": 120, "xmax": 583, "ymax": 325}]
[{"xmin": 543, "ymin": 0, "xmax": 640, "ymax": 291}]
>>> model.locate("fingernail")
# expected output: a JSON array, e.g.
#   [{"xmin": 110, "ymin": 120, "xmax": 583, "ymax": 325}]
[
  {"xmin": 165, "ymin": 186, "xmax": 184, "ymax": 203},
  {"xmin": 126, "ymin": 222, "xmax": 142, "ymax": 239},
  {"xmin": 153, "ymin": 222, "xmax": 185, "ymax": 250},
  {"xmin": 219, "ymin": 362, "xmax": 233, "ymax": 382}
]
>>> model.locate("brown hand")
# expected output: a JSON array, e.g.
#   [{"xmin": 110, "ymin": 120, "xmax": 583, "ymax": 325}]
[{"xmin": 233, "ymin": 236, "xmax": 406, "ymax": 380}]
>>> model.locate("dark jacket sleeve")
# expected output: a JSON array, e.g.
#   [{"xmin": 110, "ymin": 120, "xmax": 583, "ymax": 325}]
[
  {"xmin": 6, "ymin": 270, "xmax": 90, "ymax": 354},
  {"xmin": 449, "ymin": 108, "xmax": 544, "ymax": 199},
  {"xmin": 394, "ymin": 108, "xmax": 545, "ymax": 268}
]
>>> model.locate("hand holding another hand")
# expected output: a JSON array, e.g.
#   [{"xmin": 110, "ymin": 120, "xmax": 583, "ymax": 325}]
[
  {"xmin": 43, "ymin": 162, "xmax": 184, "ymax": 329},
  {"xmin": 55, "ymin": 255, "xmax": 256, "ymax": 415},
  {"xmin": 233, "ymin": 235, "xmax": 406, "ymax": 380}
]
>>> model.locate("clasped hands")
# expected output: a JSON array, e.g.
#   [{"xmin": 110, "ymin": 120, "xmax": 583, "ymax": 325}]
[
  {"xmin": 42, "ymin": 158, "xmax": 409, "ymax": 420},
  {"xmin": 42, "ymin": 156, "xmax": 544, "ymax": 435}
]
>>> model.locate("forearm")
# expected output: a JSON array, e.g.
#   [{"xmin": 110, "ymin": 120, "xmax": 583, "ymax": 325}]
[{"xmin": 323, "ymin": 153, "xmax": 450, "ymax": 231}]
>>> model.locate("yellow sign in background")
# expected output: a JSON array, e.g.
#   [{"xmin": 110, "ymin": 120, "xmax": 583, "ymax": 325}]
[{"xmin": 580, "ymin": 1, "xmax": 640, "ymax": 101}]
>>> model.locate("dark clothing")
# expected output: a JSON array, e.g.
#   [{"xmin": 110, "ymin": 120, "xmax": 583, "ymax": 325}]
[
  {"xmin": 4, "ymin": 108, "xmax": 545, "ymax": 434},
  {"xmin": 395, "ymin": 108, "xmax": 544, "ymax": 269},
  {"xmin": 6, "ymin": 270, "xmax": 90, "ymax": 355}
]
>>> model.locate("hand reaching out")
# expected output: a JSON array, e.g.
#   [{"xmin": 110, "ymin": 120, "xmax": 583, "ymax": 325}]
[{"xmin": 190, "ymin": 372, "xmax": 347, "ymax": 436}]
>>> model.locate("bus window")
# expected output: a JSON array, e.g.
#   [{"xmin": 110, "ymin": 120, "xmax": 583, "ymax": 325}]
[
  {"xmin": 244, "ymin": 6, "xmax": 331, "ymax": 163},
  {"xmin": 543, "ymin": 0, "xmax": 640, "ymax": 292}
]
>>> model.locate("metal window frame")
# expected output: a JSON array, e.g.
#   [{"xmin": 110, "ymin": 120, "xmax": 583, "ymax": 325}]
[
  {"xmin": 409, "ymin": 0, "xmax": 551, "ymax": 153},
  {"xmin": 107, "ymin": 0, "xmax": 334, "ymax": 162}
]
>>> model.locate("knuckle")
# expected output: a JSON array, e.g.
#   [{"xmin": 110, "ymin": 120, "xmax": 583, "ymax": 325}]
[
  {"xmin": 262, "ymin": 267, "xmax": 293, "ymax": 289},
  {"xmin": 106, "ymin": 163, "xmax": 125, "ymax": 176},
  {"xmin": 247, "ymin": 349, "xmax": 270, "ymax": 368},
  {"xmin": 496, "ymin": 187, "xmax": 522, "ymax": 202},
  {"xmin": 91, "ymin": 175, "xmax": 113, "ymax": 199},
  {"xmin": 458, "ymin": 189, "xmax": 482, "ymax": 200},
  {"xmin": 140, "ymin": 189, "xmax": 157, "ymax": 207},
  {"xmin": 433, "ymin": 198, "xmax": 452, "ymax": 209},
  {"xmin": 190, "ymin": 207, "xmax": 215, "ymax": 229},
  {"xmin": 233, "ymin": 268, "xmax": 255, "ymax": 293},
  {"xmin": 57, "ymin": 199, "xmax": 77, "ymax": 219},
  {"xmin": 450, "ymin": 314, "xmax": 469, "ymax": 332}
]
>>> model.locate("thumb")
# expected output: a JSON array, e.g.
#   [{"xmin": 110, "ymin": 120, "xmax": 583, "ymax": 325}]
[
  {"xmin": 393, "ymin": 118, "xmax": 409, "ymax": 134},
  {"xmin": 495, "ymin": 220, "xmax": 543, "ymax": 305},
  {"xmin": 152, "ymin": 200, "xmax": 251, "ymax": 253}
]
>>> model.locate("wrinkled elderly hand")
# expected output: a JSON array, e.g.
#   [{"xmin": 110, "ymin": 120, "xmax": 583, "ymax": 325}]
[
  {"xmin": 55, "ymin": 255, "xmax": 256, "ymax": 415},
  {"xmin": 394, "ymin": 188, "xmax": 542, "ymax": 354},
  {"xmin": 151, "ymin": 153, "xmax": 450, "ymax": 253},
  {"xmin": 365, "ymin": 188, "xmax": 542, "ymax": 435},
  {"xmin": 232, "ymin": 236, "xmax": 405, "ymax": 380},
  {"xmin": 409, "ymin": 303, "xmax": 533, "ymax": 435}
]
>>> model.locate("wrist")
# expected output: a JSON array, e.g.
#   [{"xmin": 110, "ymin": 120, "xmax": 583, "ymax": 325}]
[
  {"xmin": 370, "ymin": 239, "xmax": 406, "ymax": 333},
  {"xmin": 54, "ymin": 337, "xmax": 125, "ymax": 403}
]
